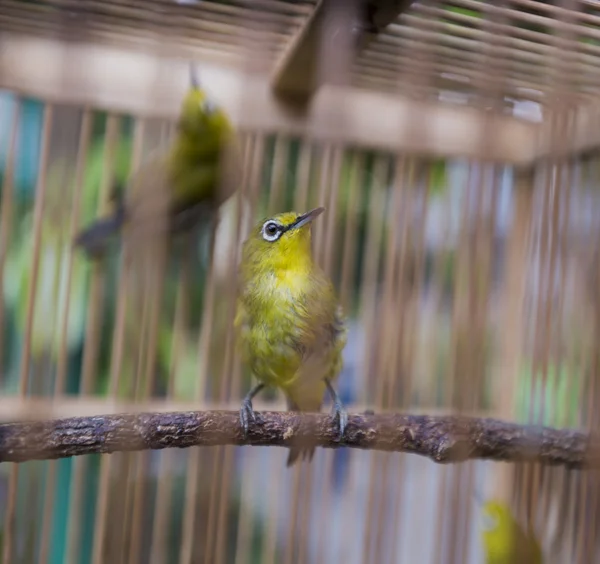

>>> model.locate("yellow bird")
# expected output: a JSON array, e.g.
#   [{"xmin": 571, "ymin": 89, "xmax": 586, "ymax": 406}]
[
  {"xmin": 481, "ymin": 499, "xmax": 543, "ymax": 564},
  {"xmin": 74, "ymin": 64, "xmax": 237, "ymax": 258},
  {"xmin": 235, "ymin": 207, "xmax": 348, "ymax": 466}
]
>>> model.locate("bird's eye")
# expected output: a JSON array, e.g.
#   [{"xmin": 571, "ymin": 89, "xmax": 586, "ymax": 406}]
[{"xmin": 262, "ymin": 221, "xmax": 282, "ymax": 242}]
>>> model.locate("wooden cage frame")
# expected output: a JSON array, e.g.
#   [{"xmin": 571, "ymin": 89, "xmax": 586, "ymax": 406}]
[{"xmin": 4, "ymin": 0, "xmax": 599, "ymax": 165}]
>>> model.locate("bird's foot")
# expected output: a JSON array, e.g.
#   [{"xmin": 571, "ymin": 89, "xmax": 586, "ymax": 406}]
[
  {"xmin": 239, "ymin": 383, "xmax": 265, "ymax": 439},
  {"xmin": 330, "ymin": 399, "xmax": 348, "ymax": 441},
  {"xmin": 324, "ymin": 379, "xmax": 347, "ymax": 441},
  {"xmin": 239, "ymin": 398, "xmax": 258, "ymax": 439}
]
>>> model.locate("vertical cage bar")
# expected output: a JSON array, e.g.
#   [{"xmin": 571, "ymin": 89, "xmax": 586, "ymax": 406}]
[
  {"xmin": 127, "ymin": 118, "xmax": 173, "ymax": 564},
  {"xmin": 149, "ymin": 121, "xmax": 189, "ymax": 562},
  {"xmin": 80, "ymin": 114, "xmax": 121, "ymax": 396},
  {"xmin": 39, "ymin": 108, "xmax": 93, "ymax": 564},
  {"xmin": 112, "ymin": 117, "xmax": 151, "ymax": 564},
  {"xmin": 81, "ymin": 113, "xmax": 121, "ymax": 564}
]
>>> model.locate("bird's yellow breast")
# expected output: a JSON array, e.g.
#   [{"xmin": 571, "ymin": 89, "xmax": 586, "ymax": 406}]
[
  {"xmin": 236, "ymin": 270, "xmax": 307, "ymax": 385},
  {"xmin": 236, "ymin": 265, "xmax": 336, "ymax": 390}
]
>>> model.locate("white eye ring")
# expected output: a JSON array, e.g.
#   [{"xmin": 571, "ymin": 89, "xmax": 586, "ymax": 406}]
[
  {"xmin": 481, "ymin": 514, "xmax": 497, "ymax": 532},
  {"xmin": 262, "ymin": 221, "xmax": 283, "ymax": 242}
]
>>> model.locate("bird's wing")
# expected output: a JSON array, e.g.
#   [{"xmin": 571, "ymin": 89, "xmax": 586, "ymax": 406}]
[
  {"xmin": 120, "ymin": 155, "xmax": 171, "ymax": 340},
  {"xmin": 292, "ymin": 289, "xmax": 346, "ymax": 360},
  {"xmin": 124, "ymin": 155, "xmax": 172, "ymax": 241},
  {"xmin": 233, "ymin": 296, "xmax": 250, "ymax": 355},
  {"xmin": 285, "ymin": 288, "xmax": 347, "ymax": 412},
  {"xmin": 283, "ymin": 295, "xmax": 346, "ymax": 466}
]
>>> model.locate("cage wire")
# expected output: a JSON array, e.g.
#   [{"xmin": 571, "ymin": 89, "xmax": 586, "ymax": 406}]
[{"xmin": 0, "ymin": 0, "xmax": 600, "ymax": 563}]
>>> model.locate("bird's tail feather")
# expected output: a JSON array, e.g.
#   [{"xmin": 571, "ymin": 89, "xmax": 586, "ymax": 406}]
[
  {"xmin": 74, "ymin": 209, "xmax": 125, "ymax": 258},
  {"xmin": 285, "ymin": 396, "xmax": 319, "ymax": 468},
  {"xmin": 286, "ymin": 444, "xmax": 315, "ymax": 468}
]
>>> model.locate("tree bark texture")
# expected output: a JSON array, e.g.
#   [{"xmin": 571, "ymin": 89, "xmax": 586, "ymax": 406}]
[{"xmin": 0, "ymin": 410, "xmax": 596, "ymax": 468}]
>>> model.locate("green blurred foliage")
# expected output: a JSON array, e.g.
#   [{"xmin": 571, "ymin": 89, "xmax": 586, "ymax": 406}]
[
  {"xmin": 445, "ymin": 6, "xmax": 480, "ymax": 20},
  {"xmin": 2, "ymin": 210, "xmax": 90, "ymax": 363},
  {"xmin": 444, "ymin": 2, "xmax": 553, "ymax": 34},
  {"xmin": 429, "ymin": 159, "xmax": 447, "ymax": 196},
  {"xmin": 158, "ymin": 325, "xmax": 204, "ymax": 400},
  {"xmin": 2, "ymin": 115, "xmax": 134, "ymax": 389},
  {"xmin": 515, "ymin": 362, "xmax": 583, "ymax": 428},
  {"xmin": 580, "ymin": 35, "xmax": 600, "ymax": 48},
  {"xmin": 79, "ymin": 134, "xmax": 134, "ymax": 226}
]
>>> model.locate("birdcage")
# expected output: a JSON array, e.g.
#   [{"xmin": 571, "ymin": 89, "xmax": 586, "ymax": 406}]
[{"xmin": 0, "ymin": 0, "xmax": 598, "ymax": 563}]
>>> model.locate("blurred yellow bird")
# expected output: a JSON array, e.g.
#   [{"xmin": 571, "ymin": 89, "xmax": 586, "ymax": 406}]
[
  {"xmin": 74, "ymin": 64, "xmax": 236, "ymax": 257},
  {"xmin": 481, "ymin": 499, "xmax": 543, "ymax": 564},
  {"xmin": 235, "ymin": 207, "xmax": 348, "ymax": 466}
]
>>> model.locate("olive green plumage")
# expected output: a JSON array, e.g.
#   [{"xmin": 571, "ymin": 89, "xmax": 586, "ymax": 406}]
[
  {"xmin": 74, "ymin": 64, "xmax": 237, "ymax": 258},
  {"xmin": 235, "ymin": 208, "xmax": 348, "ymax": 466}
]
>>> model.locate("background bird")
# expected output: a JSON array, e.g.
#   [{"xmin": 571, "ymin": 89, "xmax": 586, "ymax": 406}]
[
  {"xmin": 481, "ymin": 499, "xmax": 543, "ymax": 564},
  {"xmin": 235, "ymin": 207, "xmax": 348, "ymax": 467},
  {"xmin": 74, "ymin": 63, "xmax": 238, "ymax": 260}
]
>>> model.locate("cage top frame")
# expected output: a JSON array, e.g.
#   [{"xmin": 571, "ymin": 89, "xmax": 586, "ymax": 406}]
[{"xmin": 1, "ymin": 0, "xmax": 599, "ymax": 164}]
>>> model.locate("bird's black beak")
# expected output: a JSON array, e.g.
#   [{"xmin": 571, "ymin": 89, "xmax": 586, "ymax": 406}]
[
  {"xmin": 190, "ymin": 63, "xmax": 200, "ymax": 89},
  {"xmin": 293, "ymin": 207, "xmax": 325, "ymax": 230}
]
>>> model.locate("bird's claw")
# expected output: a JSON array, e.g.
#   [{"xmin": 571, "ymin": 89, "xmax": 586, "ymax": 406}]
[
  {"xmin": 330, "ymin": 399, "xmax": 348, "ymax": 441},
  {"xmin": 239, "ymin": 398, "xmax": 258, "ymax": 439}
]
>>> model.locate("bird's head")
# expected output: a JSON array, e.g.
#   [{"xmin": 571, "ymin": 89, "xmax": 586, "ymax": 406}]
[
  {"xmin": 177, "ymin": 63, "xmax": 230, "ymax": 143},
  {"xmin": 241, "ymin": 207, "xmax": 325, "ymax": 275},
  {"xmin": 480, "ymin": 498, "xmax": 542, "ymax": 562},
  {"xmin": 482, "ymin": 500, "xmax": 514, "ymax": 533}
]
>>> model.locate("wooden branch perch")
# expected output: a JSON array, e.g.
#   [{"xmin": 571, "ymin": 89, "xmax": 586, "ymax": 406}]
[{"xmin": 0, "ymin": 411, "xmax": 596, "ymax": 468}]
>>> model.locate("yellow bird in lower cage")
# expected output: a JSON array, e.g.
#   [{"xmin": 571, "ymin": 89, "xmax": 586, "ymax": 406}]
[
  {"xmin": 234, "ymin": 207, "xmax": 348, "ymax": 467},
  {"xmin": 481, "ymin": 499, "xmax": 543, "ymax": 564}
]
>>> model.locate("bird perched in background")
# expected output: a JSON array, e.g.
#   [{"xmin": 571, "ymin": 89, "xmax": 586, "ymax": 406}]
[
  {"xmin": 74, "ymin": 63, "xmax": 237, "ymax": 258},
  {"xmin": 481, "ymin": 499, "xmax": 543, "ymax": 564},
  {"xmin": 235, "ymin": 207, "xmax": 348, "ymax": 467}
]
